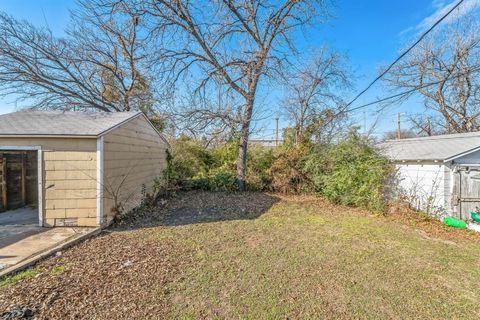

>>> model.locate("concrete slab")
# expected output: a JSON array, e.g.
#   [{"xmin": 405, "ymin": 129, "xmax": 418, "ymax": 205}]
[
  {"xmin": 0, "ymin": 207, "xmax": 38, "ymax": 225},
  {"xmin": 0, "ymin": 224, "xmax": 45, "ymax": 250},
  {"xmin": 0, "ymin": 206, "xmax": 99, "ymax": 276},
  {"xmin": 1, "ymin": 207, "xmax": 44, "ymax": 258},
  {"xmin": 0, "ymin": 225, "xmax": 96, "ymax": 272}
]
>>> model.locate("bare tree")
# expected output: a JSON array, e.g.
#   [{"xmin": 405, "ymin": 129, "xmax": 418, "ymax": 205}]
[
  {"xmin": 382, "ymin": 129, "xmax": 418, "ymax": 141},
  {"xmin": 385, "ymin": 15, "xmax": 480, "ymax": 133},
  {"xmin": 121, "ymin": 0, "xmax": 330, "ymax": 190},
  {"xmin": 406, "ymin": 113, "xmax": 444, "ymax": 136},
  {"xmin": 283, "ymin": 108, "xmax": 352, "ymax": 146},
  {"xmin": 166, "ymin": 81, "xmax": 244, "ymax": 142},
  {"xmin": 282, "ymin": 47, "xmax": 352, "ymax": 144},
  {"xmin": 0, "ymin": 1, "xmax": 152, "ymax": 112}
]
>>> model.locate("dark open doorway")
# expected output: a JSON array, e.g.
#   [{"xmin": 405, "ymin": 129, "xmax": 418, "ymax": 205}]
[{"xmin": 0, "ymin": 150, "xmax": 38, "ymax": 214}]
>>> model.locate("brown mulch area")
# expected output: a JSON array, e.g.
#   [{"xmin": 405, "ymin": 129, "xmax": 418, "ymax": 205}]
[
  {"xmin": 113, "ymin": 191, "xmax": 279, "ymax": 228},
  {"xmin": 0, "ymin": 226, "xmax": 190, "ymax": 319},
  {"xmin": 0, "ymin": 191, "xmax": 280, "ymax": 319}
]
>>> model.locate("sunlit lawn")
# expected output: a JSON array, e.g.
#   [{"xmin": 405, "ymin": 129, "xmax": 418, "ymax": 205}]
[{"xmin": 151, "ymin": 194, "xmax": 480, "ymax": 319}]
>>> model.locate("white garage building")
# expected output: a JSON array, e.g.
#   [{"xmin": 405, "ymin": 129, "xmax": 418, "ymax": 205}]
[{"xmin": 379, "ymin": 132, "xmax": 480, "ymax": 220}]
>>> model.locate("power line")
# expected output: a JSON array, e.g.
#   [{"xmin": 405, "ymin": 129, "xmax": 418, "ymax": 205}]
[
  {"xmin": 339, "ymin": 0, "xmax": 465, "ymax": 114},
  {"xmin": 346, "ymin": 65, "xmax": 480, "ymax": 113}
]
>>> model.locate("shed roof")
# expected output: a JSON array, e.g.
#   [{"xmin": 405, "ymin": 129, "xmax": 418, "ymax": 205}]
[
  {"xmin": 0, "ymin": 110, "xmax": 142, "ymax": 137},
  {"xmin": 377, "ymin": 131, "xmax": 480, "ymax": 162}
]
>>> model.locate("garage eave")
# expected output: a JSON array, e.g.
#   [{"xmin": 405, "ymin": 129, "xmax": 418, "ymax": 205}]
[
  {"xmin": 0, "ymin": 134, "xmax": 98, "ymax": 139},
  {"xmin": 444, "ymin": 145, "xmax": 480, "ymax": 163}
]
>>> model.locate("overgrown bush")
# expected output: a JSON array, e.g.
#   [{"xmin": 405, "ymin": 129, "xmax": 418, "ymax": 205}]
[
  {"xmin": 268, "ymin": 144, "xmax": 313, "ymax": 193},
  {"xmin": 269, "ymin": 130, "xmax": 393, "ymax": 211},
  {"xmin": 162, "ymin": 136, "xmax": 213, "ymax": 188},
  {"xmin": 161, "ymin": 131, "xmax": 393, "ymax": 212},
  {"xmin": 160, "ymin": 137, "xmax": 276, "ymax": 191},
  {"xmin": 310, "ymin": 132, "xmax": 393, "ymax": 212},
  {"xmin": 247, "ymin": 146, "xmax": 276, "ymax": 191}
]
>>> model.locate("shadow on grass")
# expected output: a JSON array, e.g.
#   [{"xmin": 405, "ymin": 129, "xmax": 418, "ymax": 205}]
[{"xmin": 113, "ymin": 191, "xmax": 280, "ymax": 230}]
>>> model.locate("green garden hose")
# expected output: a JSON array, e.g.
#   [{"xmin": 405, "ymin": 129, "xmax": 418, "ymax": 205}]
[{"xmin": 444, "ymin": 217, "xmax": 467, "ymax": 229}]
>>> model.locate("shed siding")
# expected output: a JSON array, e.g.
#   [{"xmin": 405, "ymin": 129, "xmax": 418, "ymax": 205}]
[
  {"xmin": 396, "ymin": 163, "xmax": 448, "ymax": 215},
  {"xmin": 443, "ymin": 165, "xmax": 453, "ymax": 213},
  {"xmin": 102, "ymin": 116, "xmax": 167, "ymax": 223},
  {"xmin": 0, "ymin": 138, "xmax": 98, "ymax": 227},
  {"xmin": 453, "ymin": 149, "xmax": 480, "ymax": 165}
]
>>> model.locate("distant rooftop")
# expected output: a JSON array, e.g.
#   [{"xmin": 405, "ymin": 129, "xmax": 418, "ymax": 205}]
[
  {"xmin": 377, "ymin": 131, "xmax": 480, "ymax": 162},
  {"xmin": 0, "ymin": 110, "xmax": 142, "ymax": 137},
  {"xmin": 249, "ymin": 139, "xmax": 283, "ymax": 148}
]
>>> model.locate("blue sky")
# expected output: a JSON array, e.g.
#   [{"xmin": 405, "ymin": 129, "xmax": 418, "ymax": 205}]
[
  {"xmin": 0, "ymin": 0, "xmax": 475, "ymax": 137},
  {"xmin": 0, "ymin": 0, "xmax": 74, "ymax": 115}
]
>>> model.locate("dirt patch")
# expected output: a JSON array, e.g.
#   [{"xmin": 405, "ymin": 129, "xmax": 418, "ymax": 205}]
[{"xmin": 161, "ymin": 191, "xmax": 279, "ymax": 226}]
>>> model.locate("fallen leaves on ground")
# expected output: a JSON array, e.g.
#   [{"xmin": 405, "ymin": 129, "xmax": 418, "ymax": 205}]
[{"xmin": 1, "ymin": 191, "xmax": 479, "ymax": 319}]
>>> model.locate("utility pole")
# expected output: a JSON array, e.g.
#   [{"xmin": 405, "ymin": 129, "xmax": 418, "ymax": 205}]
[
  {"xmin": 363, "ymin": 111, "xmax": 366, "ymax": 135},
  {"xmin": 396, "ymin": 112, "xmax": 401, "ymax": 139},
  {"xmin": 275, "ymin": 117, "xmax": 279, "ymax": 146}
]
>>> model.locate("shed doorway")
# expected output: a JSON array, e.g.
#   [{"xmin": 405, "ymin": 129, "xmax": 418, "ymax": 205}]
[
  {"xmin": 0, "ymin": 150, "xmax": 38, "ymax": 224},
  {"xmin": 457, "ymin": 167, "xmax": 480, "ymax": 220}
]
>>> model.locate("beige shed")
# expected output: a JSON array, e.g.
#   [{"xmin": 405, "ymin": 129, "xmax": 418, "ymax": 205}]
[{"xmin": 0, "ymin": 111, "xmax": 168, "ymax": 227}]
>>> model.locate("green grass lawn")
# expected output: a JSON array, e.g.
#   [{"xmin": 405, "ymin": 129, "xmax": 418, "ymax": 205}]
[{"xmin": 2, "ymin": 191, "xmax": 480, "ymax": 319}]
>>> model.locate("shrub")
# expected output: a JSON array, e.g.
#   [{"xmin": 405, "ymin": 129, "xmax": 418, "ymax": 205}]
[
  {"xmin": 162, "ymin": 136, "xmax": 213, "ymax": 188},
  {"xmin": 208, "ymin": 167, "xmax": 236, "ymax": 190},
  {"xmin": 313, "ymin": 132, "xmax": 393, "ymax": 212},
  {"xmin": 247, "ymin": 146, "xmax": 276, "ymax": 191},
  {"xmin": 163, "ymin": 137, "xmax": 278, "ymax": 192},
  {"xmin": 161, "ymin": 137, "xmax": 237, "ymax": 191},
  {"xmin": 268, "ymin": 144, "xmax": 312, "ymax": 193},
  {"xmin": 206, "ymin": 140, "xmax": 237, "ymax": 190},
  {"xmin": 162, "ymin": 131, "xmax": 393, "ymax": 212}
]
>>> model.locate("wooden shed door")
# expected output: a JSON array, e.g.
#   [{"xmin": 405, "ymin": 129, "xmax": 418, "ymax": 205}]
[
  {"xmin": 459, "ymin": 168, "xmax": 480, "ymax": 219},
  {"xmin": 0, "ymin": 158, "xmax": 6, "ymax": 212}
]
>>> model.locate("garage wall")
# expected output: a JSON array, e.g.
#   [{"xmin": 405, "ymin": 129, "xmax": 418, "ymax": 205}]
[
  {"xmin": 0, "ymin": 138, "xmax": 98, "ymax": 227},
  {"xmin": 102, "ymin": 116, "xmax": 167, "ymax": 223},
  {"xmin": 395, "ymin": 163, "xmax": 449, "ymax": 216}
]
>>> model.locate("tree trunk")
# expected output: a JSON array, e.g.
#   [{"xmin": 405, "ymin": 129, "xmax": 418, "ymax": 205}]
[{"xmin": 236, "ymin": 97, "xmax": 254, "ymax": 191}]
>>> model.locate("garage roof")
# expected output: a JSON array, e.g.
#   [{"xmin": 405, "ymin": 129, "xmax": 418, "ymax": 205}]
[
  {"xmin": 0, "ymin": 110, "xmax": 142, "ymax": 137},
  {"xmin": 377, "ymin": 131, "xmax": 480, "ymax": 162}
]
